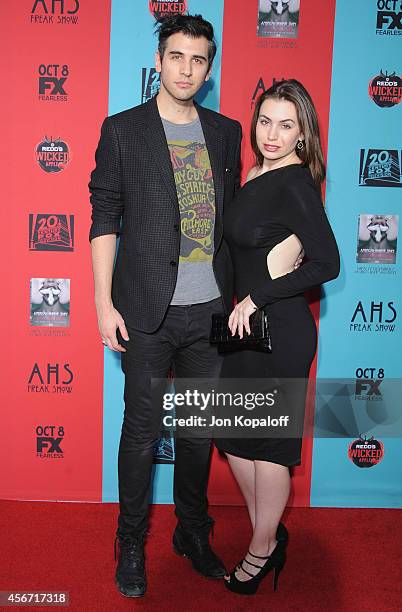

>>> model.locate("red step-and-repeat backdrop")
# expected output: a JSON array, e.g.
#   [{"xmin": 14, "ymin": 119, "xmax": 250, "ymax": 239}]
[{"xmin": 2, "ymin": 0, "xmax": 401, "ymax": 509}]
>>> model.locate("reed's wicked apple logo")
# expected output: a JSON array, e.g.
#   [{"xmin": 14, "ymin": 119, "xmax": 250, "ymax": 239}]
[
  {"xmin": 368, "ymin": 70, "xmax": 402, "ymax": 107},
  {"xmin": 149, "ymin": 0, "xmax": 187, "ymax": 20},
  {"xmin": 348, "ymin": 435, "xmax": 384, "ymax": 468},
  {"xmin": 35, "ymin": 137, "xmax": 70, "ymax": 173}
]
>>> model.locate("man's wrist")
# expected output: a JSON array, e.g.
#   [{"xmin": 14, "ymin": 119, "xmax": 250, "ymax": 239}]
[{"xmin": 95, "ymin": 296, "xmax": 113, "ymax": 311}]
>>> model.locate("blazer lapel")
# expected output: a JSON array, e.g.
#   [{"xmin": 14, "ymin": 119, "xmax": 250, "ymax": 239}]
[
  {"xmin": 196, "ymin": 103, "xmax": 225, "ymax": 221},
  {"xmin": 140, "ymin": 98, "xmax": 225, "ymax": 217},
  {"xmin": 141, "ymin": 97, "xmax": 179, "ymax": 210}
]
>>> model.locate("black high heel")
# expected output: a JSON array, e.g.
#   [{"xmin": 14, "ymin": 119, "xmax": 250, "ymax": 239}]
[
  {"xmin": 234, "ymin": 522, "xmax": 288, "ymax": 572},
  {"xmin": 224, "ymin": 541, "xmax": 286, "ymax": 596},
  {"xmin": 276, "ymin": 521, "xmax": 289, "ymax": 545}
]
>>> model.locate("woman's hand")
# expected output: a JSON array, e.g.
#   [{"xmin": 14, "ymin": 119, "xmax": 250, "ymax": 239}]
[
  {"xmin": 228, "ymin": 295, "xmax": 258, "ymax": 339},
  {"xmin": 294, "ymin": 249, "xmax": 304, "ymax": 269}
]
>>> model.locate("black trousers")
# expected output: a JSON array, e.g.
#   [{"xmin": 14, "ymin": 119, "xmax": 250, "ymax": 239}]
[{"xmin": 116, "ymin": 297, "xmax": 224, "ymax": 538}]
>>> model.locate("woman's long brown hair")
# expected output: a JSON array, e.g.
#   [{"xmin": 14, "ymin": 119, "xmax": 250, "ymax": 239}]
[{"xmin": 250, "ymin": 79, "xmax": 326, "ymax": 186}]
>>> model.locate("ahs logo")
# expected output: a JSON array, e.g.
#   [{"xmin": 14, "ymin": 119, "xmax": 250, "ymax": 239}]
[
  {"xmin": 251, "ymin": 76, "xmax": 286, "ymax": 106},
  {"xmin": 351, "ymin": 301, "xmax": 396, "ymax": 323},
  {"xmin": 29, "ymin": 362, "xmax": 73, "ymax": 385},
  {"xmin": 350, "ymin": 301, "xmax": 397, "ymax": 332},
  {"xmin": 28, "ymin": 362, "xmax": 74, "ymax": 393},
  {"xmin": 31, "ymin": 0, "xmax": 79, "ymax": 14}
]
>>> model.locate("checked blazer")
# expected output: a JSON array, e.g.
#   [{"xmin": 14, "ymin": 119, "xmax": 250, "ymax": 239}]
[{"xmin": 89, "ymin": 96, "xmax": 242, "ymax": 333}]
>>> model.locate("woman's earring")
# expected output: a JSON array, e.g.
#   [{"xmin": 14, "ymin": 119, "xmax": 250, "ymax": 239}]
[{"xmin": 296, "ymin": 140, "xmax": 304, "ymax": 151}]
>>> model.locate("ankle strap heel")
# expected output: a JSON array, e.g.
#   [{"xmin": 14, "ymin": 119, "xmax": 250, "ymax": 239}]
[{"xmin": 224, "ymin": 542, "xmax": 286, "ymax": 595}]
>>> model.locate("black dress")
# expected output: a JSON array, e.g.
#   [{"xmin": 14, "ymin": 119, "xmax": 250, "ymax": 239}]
[{"xmin": 215, "ymin": 164, "xmax": 339, "ymax": 466}]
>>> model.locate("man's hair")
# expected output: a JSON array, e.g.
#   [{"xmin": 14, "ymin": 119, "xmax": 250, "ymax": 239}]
[{"xmin": 155, "ymin": 14, "xmax": 217, "ymax": 68}]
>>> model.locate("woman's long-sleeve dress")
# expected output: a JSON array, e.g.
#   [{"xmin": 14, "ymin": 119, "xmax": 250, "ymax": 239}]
[{"xmin": 215, "ymin": 163, "xmax": 340, "ymax": 466}]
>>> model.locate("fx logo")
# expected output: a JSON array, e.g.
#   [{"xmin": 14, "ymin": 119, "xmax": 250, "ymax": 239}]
[
  {"xmin": 37, "ymin": 437, "xmax": 63, "ymax": 453},
  {"xmin": 376, "ymin": 0, "xmax": 402, "ymax": 31},
  {"xmin": 38, "ymin": 64, "xmax": 69, "ymax": 96},
  {"xmin": 39, "ymin": 77, "xmax": 66, "ymax": 95},
  {"xmin": 36, "ymin": 425, "xmax": 64, "ymax": 456},
  {"xmin": 355, "ymin": 379, "xmax": 383, "ymax": 397},
  {"xmin": 355, "ymin": 367, "xmax": 384, "ymax": 399}
]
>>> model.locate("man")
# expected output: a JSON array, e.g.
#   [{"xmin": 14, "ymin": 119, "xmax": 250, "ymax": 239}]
[{"xmin": 89, "ymin": 14, "xmax": 241, "ymax": 598}]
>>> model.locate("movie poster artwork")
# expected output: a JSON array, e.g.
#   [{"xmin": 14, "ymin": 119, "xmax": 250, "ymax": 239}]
[
  {"xmin": 30, "ymin": 278, "xmax": 70, "ymax": 327},
  {"xmin": 357, "ymin": 214, "xmax": 398, "ymax": 264},
  {"xmin": 257, "ymin": 0, "xmax": 300, "ymax": 38}
]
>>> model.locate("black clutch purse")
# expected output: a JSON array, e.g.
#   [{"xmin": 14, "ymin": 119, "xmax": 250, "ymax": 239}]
[{"xmin": 210, "ymin": 310, "xmax": 272, "ymax": 354}]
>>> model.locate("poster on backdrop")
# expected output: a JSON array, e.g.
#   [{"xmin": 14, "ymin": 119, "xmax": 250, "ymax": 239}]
[
  {"xmin": 257, "ymin": 0, "xmax": 300, "ymax": 38},
  {"xmin": 356, "ymin": 214, "xmax": 398, "ymax": 265},
  {"xmin": 29, "ymin": 278, "xmax": 70, "ymax": 327}
]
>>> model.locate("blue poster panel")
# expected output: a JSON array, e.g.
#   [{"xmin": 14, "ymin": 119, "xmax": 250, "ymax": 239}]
[
  {"xmin": 102, "ymin": 0, "xmax": 225, "ymax": 502},
  {"xmin": 311, "ymin": 0, "xmax": 402, "ymax": 508}
]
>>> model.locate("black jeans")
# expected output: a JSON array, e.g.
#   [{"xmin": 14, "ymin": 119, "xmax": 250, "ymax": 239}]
[{"xmin": 116, "ymin": 297, "xmax": 224, "ymax": 538}]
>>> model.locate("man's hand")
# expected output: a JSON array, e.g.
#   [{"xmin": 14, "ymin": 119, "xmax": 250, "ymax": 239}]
[
  {"xmin": 228, "ymin": 295, "xmax": 258, "ymax": 339},
  {"xmin": 97, "ymin": 303, "xmax": 129, "ymax": 352}
]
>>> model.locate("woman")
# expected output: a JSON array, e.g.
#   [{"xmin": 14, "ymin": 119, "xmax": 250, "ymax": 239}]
[{"xmin": 215, "ymin": 80, "xmax": 340, "ymax": 595}]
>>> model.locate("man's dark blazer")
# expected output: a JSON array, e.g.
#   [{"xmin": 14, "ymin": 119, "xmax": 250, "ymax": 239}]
[{"xmin": 89, "ymin": 96, "xmax": 242, "ymax": 333}]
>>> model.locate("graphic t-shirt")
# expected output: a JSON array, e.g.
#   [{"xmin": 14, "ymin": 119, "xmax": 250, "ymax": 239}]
[{"xmin": 162, "ymin": 117, "xmax": 221, "ymax": 305}]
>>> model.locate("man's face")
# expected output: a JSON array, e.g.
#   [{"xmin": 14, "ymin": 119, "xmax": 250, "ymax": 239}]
[{"xmin": 155, "ymin": 32, "xmax": 211, "ymax": 103}]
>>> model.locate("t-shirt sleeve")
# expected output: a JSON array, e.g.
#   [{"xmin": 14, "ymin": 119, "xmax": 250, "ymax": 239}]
[{"xmin": 250, "ymin": 175, "xmax": 340, "ymax": 308}]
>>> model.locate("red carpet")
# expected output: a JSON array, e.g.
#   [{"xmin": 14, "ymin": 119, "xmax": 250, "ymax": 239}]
[{"xmin": 1, "ymin": 501, "xmax": 401, "ymax": 611}]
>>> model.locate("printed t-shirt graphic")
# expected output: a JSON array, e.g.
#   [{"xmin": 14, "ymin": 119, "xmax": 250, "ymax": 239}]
[
  {"xmin": 170, "ymin": 139, "xmax": 215, "ymax": 262},
  {"xmin": 162, "ymin": 117, "xmax": 220, "ymax": 305}
]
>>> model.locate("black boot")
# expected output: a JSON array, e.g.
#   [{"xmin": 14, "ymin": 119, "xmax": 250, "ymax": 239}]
[
  {"xmin": 173, "ymin": 520, "xmax": 226, "ymax": 579},
  {"xmin": 115, "ymin": 534, "xmax": 146, "ymax": 597}
]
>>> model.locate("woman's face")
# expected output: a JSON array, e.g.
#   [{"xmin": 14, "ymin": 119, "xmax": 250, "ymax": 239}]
[{"xmin": 256, "ymin": 97, "xmax": 303, "ymax": 166}]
